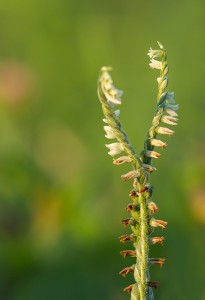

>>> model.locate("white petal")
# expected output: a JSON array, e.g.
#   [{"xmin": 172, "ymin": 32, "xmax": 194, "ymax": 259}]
[
  {"xmin": 166, "ymin": 109, "xmax": 178, "ymax": 117},
  {"xmin": 104, "ymin": 126, "xmax": 116, "ymax": 139},
  {"xmin": 149, "ymin": 59, "xmax": 162, "ymax": 70},
  {"xmin": 105, "ymin": 142, "xmax": 123, "ymax": 157}
]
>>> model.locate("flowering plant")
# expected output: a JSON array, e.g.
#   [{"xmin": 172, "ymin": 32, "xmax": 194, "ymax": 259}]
[{"xmin": 97, "ymin": 42, "xmax": 178, "ymax": 300}]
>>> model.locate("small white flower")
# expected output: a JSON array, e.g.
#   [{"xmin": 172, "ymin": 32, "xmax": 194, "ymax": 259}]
[
  {"xmin": 149, "ymin": 59, "xmax": 162, "ymax": 70},
  {"xmin": 104, "ymin": 126, "xmax": 116, "ymax": 139},
  {"xmin": 105, "ymin": 142, "xmax": 123, "ymax": 157},
  {"xmin": 150, "ymin": 139, "xmax": 167, "ymax": 149},
  {"xmin": 147, "ymin": 48, "xmax": 162, "ymax": 59},
  {"xmin": 166, "ymin": 109, "xmax": 178, "ymax": 117},
  {"xmin": 102, "ymin": 88, "xmax": 122, "ymax": 106},
  {"xmin": 121, "ymin": 170, "xmax": 139, "ymax": 181},
  {"xmin": 113, "ymin": 156, "xmax": 132, "ymax": 165},
  {"xmin": 157, "ymin": 127, "xmax": 174, "ymax": 136},
  {"xmin": 161, "ymin": 115, "xmax": 178, "ymax": 126}
]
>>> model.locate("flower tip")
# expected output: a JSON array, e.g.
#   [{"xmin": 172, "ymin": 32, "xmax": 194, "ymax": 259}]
[
  {"xmin": 100, "ymin": 66, "xmax": 112, "ymax": 73},
  {"xmin": 157, "ymin": 41, "xmax": 164, "ymax": 49}
]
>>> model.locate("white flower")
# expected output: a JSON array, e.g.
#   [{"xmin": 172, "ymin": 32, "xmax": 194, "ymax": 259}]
[
  {"xmin": 105, "ymin": 142, "xmax": 123, "ymax": 157},
  {"xmin": 157, "ymin": 127, "xmax": 174, "ymax": 136},
  {"xmin": 166, "ymin": 109, "xmax": 178, "ymax": 117},
  {"xmin": 149, "ymin": 59, "xmax": 162, "ymax": 70},
  {"xmin": 147, "ymin": 48, "xmax": 162, "ymax": 59},
  {"xmin": 150, "ymin": 139, "xmax": 167, "ymax": 149},
  {"xmin": 161, "ymin": 115, "xmax": 178, "ymax": 126},
  {"xmin": 104, "ymin": 126, "xmax": 116, "ymax": 139},
  {"xmin": 113, "ymin": 156, "xmax": 132, "ymax": 165},
  {"xmin": 121, "ymin": 170, "xmax": 139, "ymax": 181}
]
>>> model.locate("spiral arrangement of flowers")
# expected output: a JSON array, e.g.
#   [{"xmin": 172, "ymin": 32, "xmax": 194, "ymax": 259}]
[{"xmin": 97, "ymin": 42, "xmax": 179, "ymax": 300}]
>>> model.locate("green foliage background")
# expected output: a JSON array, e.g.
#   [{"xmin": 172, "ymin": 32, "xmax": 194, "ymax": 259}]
[{"xmin": 0, "ymin": 0, "xmax": 204, "ymax": 299}]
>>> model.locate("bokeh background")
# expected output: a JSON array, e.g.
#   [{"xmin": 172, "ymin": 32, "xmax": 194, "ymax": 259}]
[{"xmin": 0, "ymin": 0, "xmax": 204, "ymax": 299}]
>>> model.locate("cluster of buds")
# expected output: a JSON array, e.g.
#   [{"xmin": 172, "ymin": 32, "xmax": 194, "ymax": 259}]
[{"xmin": 97, "ymin": 42, "xmax": 178, "ymax": 299}]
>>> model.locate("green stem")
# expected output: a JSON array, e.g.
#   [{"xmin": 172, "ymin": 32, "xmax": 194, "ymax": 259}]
[{"xmin": 138, "ymin": 188, "xmax": 148, "ymax": 300}]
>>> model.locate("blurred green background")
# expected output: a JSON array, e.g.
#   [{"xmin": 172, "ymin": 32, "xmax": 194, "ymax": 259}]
[{"xmin": 0, "ymin": 0, "xmax": 204, "ymax": 299}]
